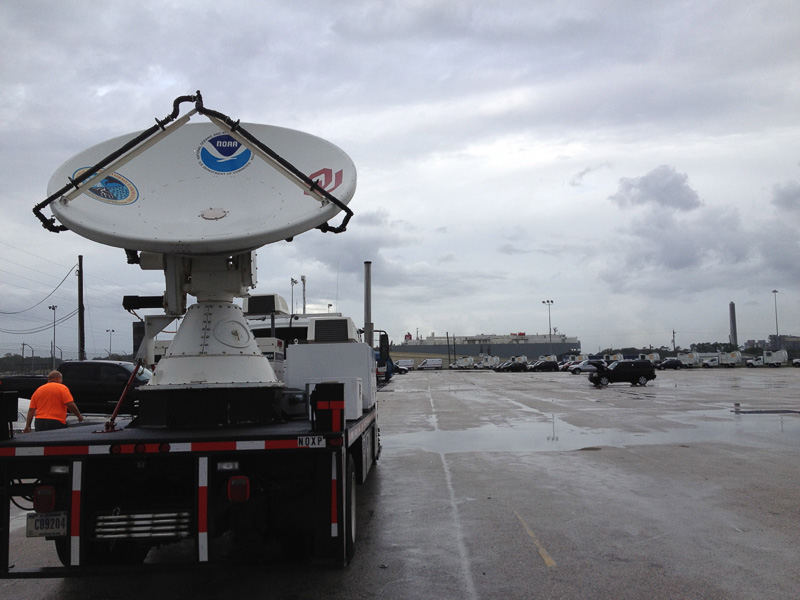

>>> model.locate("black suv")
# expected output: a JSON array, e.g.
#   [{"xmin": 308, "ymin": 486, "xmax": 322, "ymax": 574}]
[
  {"xmin": 57, "ymin": 360, "xmax": 153, "ymax": 414},
  {"xmin": 588, "ymin": 360, "xmax": 656, "ymax": 387}
]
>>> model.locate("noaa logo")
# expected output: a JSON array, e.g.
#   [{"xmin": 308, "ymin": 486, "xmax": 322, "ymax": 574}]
[
  {"xmin": 73, "ymin": 168, "xmax": 138, "ymax": 205},
  {"xmin": 198, "ymin": 133, "xmax": 252, "ymax": 174}
]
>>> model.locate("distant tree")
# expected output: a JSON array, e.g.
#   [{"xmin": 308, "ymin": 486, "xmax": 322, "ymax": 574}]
[{"xmin": 693, "ymin": 342, "xmax": 738, "ymax": 353}]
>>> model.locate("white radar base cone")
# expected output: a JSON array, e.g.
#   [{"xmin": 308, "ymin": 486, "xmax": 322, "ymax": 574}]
[{"xmin": 137, "ymin": 302, "xmax": 284, "ymax": 428}]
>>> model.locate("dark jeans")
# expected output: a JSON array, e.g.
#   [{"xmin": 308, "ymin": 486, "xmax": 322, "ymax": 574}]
[{"xmin": 35, "ymin": 418, "xmax": 67, "ymax": 432}]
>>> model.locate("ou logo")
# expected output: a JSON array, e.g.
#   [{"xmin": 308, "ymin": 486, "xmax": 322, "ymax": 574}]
[{"xmin": 306, "ymin": 168, "xmax": 343, "ymax": 196}]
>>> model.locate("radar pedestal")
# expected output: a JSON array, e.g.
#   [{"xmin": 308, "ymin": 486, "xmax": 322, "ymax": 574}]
[
  {"xmin": 44, "ymin": 112, "xmax": 357, "ymax": 428},
  {"xmin": 137, "ymin": 253, "xmax": 283, "ymax": 427}
]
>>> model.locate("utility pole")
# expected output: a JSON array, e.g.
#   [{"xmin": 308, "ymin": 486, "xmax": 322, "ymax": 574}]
[
  {"xmin": 78, "ymin": 255, "xmax": 86, "ymax": 360},
  {"xmin": 772, "ymin": 289, "xmax": 779, "ymax": 349},
  {"xmin": 301, "ymin": 275, "xmax": 306, "ymax": 314},
  {"xmin": 49, "ymin": 305, "xmax": 57, "ymax": 370},
  {"xmin": 542, "ymin": 300, "xmax": 554, "ymax": 357}
]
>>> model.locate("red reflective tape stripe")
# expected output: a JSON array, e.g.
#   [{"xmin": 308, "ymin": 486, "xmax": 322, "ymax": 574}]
[
  {"xmin": 45, "ymin": 446, "xmax": 89, "ymax": 456},
  {"xmin": 318, "ymin": 401, "xmax": 345, "ymax": 410},
  {"xmin": 333, "ymin": 411, "xmax": 341, "ymax": 431},
  {"xmin": 0, "ymin": 448, "xmax": 14, "ymax": 457},
  {"xmin": 117, "ymin": 443, "xmax": 163, "ymax": 454},
  {"xmin": 71, "ymin": 489, "xmax": 81, "ymax": 536},
  {"xmin": 192, "ymin": 441, "xmax": 237, "ymax": 452},
  {"xmin": 265, "ymin": 440, "xmax": 298, "ymax": 449},
  {"xmin": 198, "ymin": 486, "xmax": 208, "ymax": 534}
]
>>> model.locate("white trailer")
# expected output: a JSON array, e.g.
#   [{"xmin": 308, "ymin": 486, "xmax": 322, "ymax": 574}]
[
  {"xmin": 747, "ymin": 350, "xmax": 788, "ymax": 367},
  {"xmin": 702, "ymin": 352, "xmax": 741, "ymax": 368},
  {"xmin": 677, "ymin": 352, "xmax": 701, "ymax": 367},
  {"xmin": 453, "ymin": 356, "xmax": 475, "ymax": 369},
  {"xmin": 477, "ymin": 355, "xmax": 500, "ymax": 369}
]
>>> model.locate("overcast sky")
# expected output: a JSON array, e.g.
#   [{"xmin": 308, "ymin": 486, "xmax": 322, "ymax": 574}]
[{"xmin": 2, "ymin": 0, "xmax": 799, "ymax": 361}]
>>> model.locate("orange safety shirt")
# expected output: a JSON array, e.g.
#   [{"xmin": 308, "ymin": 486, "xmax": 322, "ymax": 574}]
[{"xmin": 30, "ymin": 382, "xmax": 74, "ymax": 424}]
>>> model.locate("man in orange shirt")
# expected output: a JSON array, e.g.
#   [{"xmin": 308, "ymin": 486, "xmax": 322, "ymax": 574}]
[{"xmin": 23, "ymin": 371, "xmax": 84, "ymax": 433}]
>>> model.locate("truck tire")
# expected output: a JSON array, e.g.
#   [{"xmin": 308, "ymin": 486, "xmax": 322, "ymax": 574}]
[
  {"xmin": 54, "ymin": 538, "xmax": 70, "ymax": 567},
  {"xmin": 345, "ymin": 455, "xmax": 356, "ymax": 563}
]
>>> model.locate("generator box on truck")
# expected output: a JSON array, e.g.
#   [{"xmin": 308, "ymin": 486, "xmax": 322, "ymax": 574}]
[
  {"xmin": 677, "ymin": 352, "xmax": 701, "ymax": 367},
  {"xmin": 747, "ymin": 350, "xmax": 788, "ymax": 367}
]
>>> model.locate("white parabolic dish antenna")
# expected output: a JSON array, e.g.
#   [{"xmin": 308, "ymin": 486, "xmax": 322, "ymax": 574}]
[{"xmin": 47, "ymin": 122, "xmax": 357, "ymax": 254}]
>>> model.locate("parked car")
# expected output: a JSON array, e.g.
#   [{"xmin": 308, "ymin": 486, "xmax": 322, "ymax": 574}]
[
  {"xmin": 588, "ymin": 360, "xmax": 657, "ymax": 387},
  {"xmin": 495, "ymin": 360, "xmax": 527, "ymax": 372},
  {"xmin": 1, "ymin": 361, "xmax": 154, "ymax": 413},
  {"xmin": 528, "ymin": 360, "xmax": 560, "ymax": 372},
  {"xmin": 569, "ymin": 360, "xmax": 606, "ymax": 374},
  {"xmin": 792, "ymin": 358, "xmax": 800, "ymax": 368},
  {"xmin": 658, "ymin": 358, "xmax": 683, "ymax": 370}
]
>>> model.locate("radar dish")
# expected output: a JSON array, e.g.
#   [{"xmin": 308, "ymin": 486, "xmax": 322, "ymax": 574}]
[{"xmin": 47, "ymin": 123, "xmax": 356, "ymax": 255}]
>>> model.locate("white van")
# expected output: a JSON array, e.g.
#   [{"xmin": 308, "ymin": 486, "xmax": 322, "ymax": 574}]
[
  {"xmin": 417, "ymin": 358, "xmax": 443, "ymax": 370},
  {"xmin": 394, "ymin": 359, "xmax": 415, "ymax": 370}
]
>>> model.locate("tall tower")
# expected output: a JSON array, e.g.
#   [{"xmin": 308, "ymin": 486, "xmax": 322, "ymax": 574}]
[{"xmin": 729, "ymin": 302, "xmax": 738, "ymax": 347}]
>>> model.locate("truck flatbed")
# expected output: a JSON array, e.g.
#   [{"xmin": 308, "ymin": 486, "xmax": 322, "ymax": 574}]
[{"xmin": 2, "ymin": 407, "xmax": 377, "ymax": 454}]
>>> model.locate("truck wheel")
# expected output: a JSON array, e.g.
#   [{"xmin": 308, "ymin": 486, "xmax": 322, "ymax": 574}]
[
  {"xmin": 345, "ymin": 455, "xmax": 356, "ymax": 563},
  {"xmin": 637, "ymin": 376, "xmax": 648, "ymax": 386},
  {"xmin": 54, "ymin": 538, "xmax": 70, "ymax": 567},
  {"xmin": 598, "ymin": 376, "xmax": 610, "ymax": 387}
]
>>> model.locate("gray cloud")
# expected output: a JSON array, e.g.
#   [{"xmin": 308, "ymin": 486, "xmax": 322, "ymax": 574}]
[
  {"xmin": 609, "ymin": 165, "xmax": 701, "ymax": 211},
  {"xmin": 1, "ymin": 0, "xmax": 799, "ymax": 354},
  {"xmin": 771, "ymin": 180, "xmax": 800, "ymax": 211}
]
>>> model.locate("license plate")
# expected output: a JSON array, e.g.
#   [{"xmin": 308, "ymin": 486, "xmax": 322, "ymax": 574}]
[
  {"xmin": 297, "ymin": 435, "xmax": 325, "ymax": 448},
  {"xmin": 26, "ymin": 512, "xmax": 68, "ymax": 537}
]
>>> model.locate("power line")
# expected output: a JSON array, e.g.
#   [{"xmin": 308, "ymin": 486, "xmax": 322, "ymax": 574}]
[
  {"xmin": 0, "ymin": 263, "xmax": 77, "ymax": 314},
  {"xmin": 0, "ymin": 308, "xmax": 79, "ymax": 334}
]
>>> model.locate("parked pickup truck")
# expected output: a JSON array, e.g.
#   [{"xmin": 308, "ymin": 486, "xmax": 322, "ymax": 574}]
[
  {"xmin": 0, "ymin": 360, "xmax": 152, "ymax": 414},
  {"xmin": 746, "ymin": 350, "xmax": 788, "ymax": 368}
]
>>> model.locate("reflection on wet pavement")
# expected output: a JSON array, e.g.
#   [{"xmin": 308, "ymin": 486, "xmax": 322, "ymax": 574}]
[{"xmin": 384, "ymin": 408, "xmax": 799, "ymax": 453}]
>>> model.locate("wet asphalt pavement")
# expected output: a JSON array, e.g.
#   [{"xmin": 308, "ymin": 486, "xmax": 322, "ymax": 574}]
[{"xmin": 3, "ymin": 367, "xmax": 799, "ymax": 599}]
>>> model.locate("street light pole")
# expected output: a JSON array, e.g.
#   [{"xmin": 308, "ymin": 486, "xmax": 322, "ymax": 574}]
[
  {"xmin": 772, "ymin": 289, "xmax": 779, "ymax": 349},
  {"xmin": 542, "ymin": 300, "xmax": 554, "ymax": 357},
  {"xmin": 291, "ymin": 278, "xmax": 298, "ymax": 313},
  {"xmin": 48, "ymin": 305, "xmax": 57, "ymax": 370},
  {"xmin": 106, "ymin": 329, "xmax": 115, "ymax": 357},
  {"xmin": 301, "ymin": 275, "xmax": 306, "ymax": 314}
]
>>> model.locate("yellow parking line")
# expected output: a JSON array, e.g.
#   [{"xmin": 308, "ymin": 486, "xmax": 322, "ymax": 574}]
[{"xmin": 515, "ymin": 511, "xmax": 557, "ymax": 567}]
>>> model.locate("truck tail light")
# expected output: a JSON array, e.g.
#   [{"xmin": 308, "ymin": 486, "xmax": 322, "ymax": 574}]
[
  {"xmin": 33, "ymin": 485, "xmax": 56, "ymax": 513},
  {"xmin": 227, "ymin": 476, "xmax": 250, "ymax": 503}
]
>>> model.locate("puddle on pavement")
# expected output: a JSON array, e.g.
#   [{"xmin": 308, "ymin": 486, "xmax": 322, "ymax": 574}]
[{"xmin": 383, "ymin": 409, "xmax": 800, "ymax": 453}]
